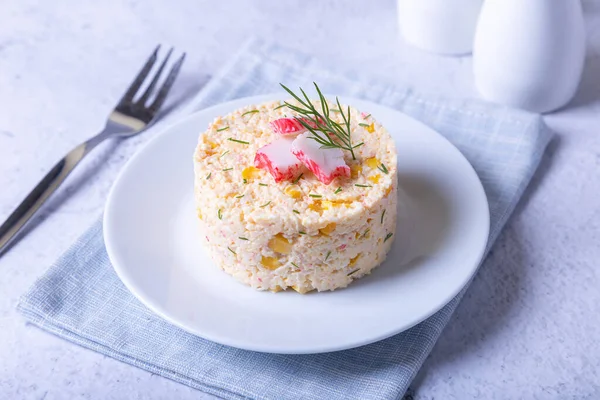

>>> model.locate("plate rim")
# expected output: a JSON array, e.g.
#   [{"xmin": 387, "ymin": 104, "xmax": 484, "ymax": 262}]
[{"xmin": 104, "ymin": 94, "xmax": 490, "ymax": 354}]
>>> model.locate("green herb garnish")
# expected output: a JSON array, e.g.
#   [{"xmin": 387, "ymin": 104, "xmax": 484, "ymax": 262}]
[
  {"xmin": 299, "ymin": 231, "xmax": 306, "ymax": 235},
  {"xmin": 228, "ymin": 138, "xmax": 250, "ymax": 145},
  {"xmin": 378, "ymin": 163, "xmax": 389, "ymax": 174},
  {"xmin": 384, "ymin": 232, "xmax": 393, "ymax": 242},
  {"xmin": 216, "ymin": 126, "xmax": 229, "ymax": 132},
  {"xmin": 222, "ymin": 168, "xmax": 233, "ymax": 172},
  {"xmin": 280, "ymin": 83, "xmax": 361, "ymax": 160},
  {"xmin": 227, "ymin": 246, "xmax": 236, "ymax": 255},
  {"xmin": 235, "ymin": 194, "xmax": 245, "ymax": 199},
  {"xmin": 273, "ymin": 103, "xmax": 287, "ymax": 110},
  {"xmin": 309, "ymin": 194, "xmax": 322, "ymax": 198},
  {"xmin": 381, "ymin": 209, "xmax": 386, "ymax": 224},
  {"xmin": 291, "ymin": 262, "xmax": 299, "ymax": 268},
  {"xmin": 334, "ymin": 187, "xmax": 342, "ymax": 194},
  {"xmin": 331, "ymin": 108, "xmax": 341, "ymax": 113},
  {"xmin": 292, "ymin": 209, "xmax": 300, "ymax": 214},
  {"xmin": 325, "ymin": 251, "xmax": 331, "ymax": 261},
  {"xmin": 363, "ymin": 114, "xmax": 371, "ymax": 119},
  {"xmin": 218, "ymin": 209, "xmax": 222, "ymax": 220},
  {"xmin": 241, "ymin": 109, "xmax": 259, "ymax": 117},
  {"xmin": 258, "ymin": 183, "xmax": 268, "ymax": 187},
  {"xmin": 220, "ymin": 150, "xmax": 230, "ymax": 158},
  {"xmin": 363, "ymin": 228, "xmax": 370, "ymax": 238},
  {"xmin": 243, "ymin": 178, "xmax": 248, "ymax": 184},
  {"xmin": 355, "ymin": 184, "xmax": 372, "ymax": 188},
  {"xmin": 292, "ymin": 173, "xmax": 303, "ymax": 184},
  {"xmin": 359, "ymin": 123, "xmax": 370, "ymax": 127},
  {"xmin": 206, "ymin": 172, "xmax": 212, "ymax": 179},
  {"xmin": 347, "ymin": 269, "xmax": 360, "ymax": 276},
  {"xmin": 238, "ymin": 237, "xmax": 249, "ymax": 241},
  {"xmin": 260, "ymin": 201, "xmax": 271, "ymax": 208}
]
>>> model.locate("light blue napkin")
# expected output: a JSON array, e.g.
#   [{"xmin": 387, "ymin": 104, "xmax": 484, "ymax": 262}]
[{"xmin": 18, "ymin": 39, "xmax": 552, "ymax": 400}]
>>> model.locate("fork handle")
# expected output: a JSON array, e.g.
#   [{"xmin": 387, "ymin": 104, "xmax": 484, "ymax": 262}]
[{"xmin": 0, "ymin": 134, "xmax": 106, "ymax": 254}]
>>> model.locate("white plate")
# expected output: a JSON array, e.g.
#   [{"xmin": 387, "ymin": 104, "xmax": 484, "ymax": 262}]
[{"xmin": 104, "ymin": 95, "xmax": 489, "ymax": 354}]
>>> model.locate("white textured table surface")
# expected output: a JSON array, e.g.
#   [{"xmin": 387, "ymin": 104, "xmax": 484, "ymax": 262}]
[{"xmin": 1, "ymin": 1, "xmax": 599, "ymax": 399}]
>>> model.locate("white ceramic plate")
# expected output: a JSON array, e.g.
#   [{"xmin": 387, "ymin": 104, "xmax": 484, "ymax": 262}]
[{"xmin": 104, "ymin": 95, "xmax": 489, "ymax": 354}]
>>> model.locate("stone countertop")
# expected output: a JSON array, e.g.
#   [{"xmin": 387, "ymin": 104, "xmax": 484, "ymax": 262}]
[{"xmin": 1, "ymin": 0, "xmax": 599, "ymax": 399}]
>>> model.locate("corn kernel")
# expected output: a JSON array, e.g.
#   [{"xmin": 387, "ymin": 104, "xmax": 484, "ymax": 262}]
[
  {"xmin": 269, "ymin": 233, "xmax": 292, "ymax": 254},
  {"xmin": 291, "ymin": 285, "xmax": 311, "ymax": 294},
  {"xmin": 366, "ymin": 122, "xmax": 375, "ymax": 133},
  {"xmin": 284, "ymin": 184, "xmax": 302, "ymax": 199},
  {"xmin": 321, "ymin": 200, "xmax": 333, "ymax": 210},
  {"xmin": 261, "ymin": 256, "xmax": 280, "ymax": 270},
  {"xmin": 350, "ymin": 164, "xmax": 362, "ymax": 178},
  {"xmin": 319, "ymin": 223, "xmax": 336, "ymax": 236},
  {"xmin": 365, "ymin": 157, "xmax": 380, "ymax": 169},
  {"xmin": 308, "ymin": 201, "xmax": 324, "ymax": 214},
  {"xmin": 368, "ymin": 174, "xmax": 381, "ymax": 184},
  {"xmin": 349, "ymin": 253, "xmax": 361, "ymax": 267},
  {"xmin": 242, "ymin": 166, "xmax": 261, "ymax": 180},
  {"xmin": 385, "ymin": 185, "xmax": 393, "ymax": 197}
]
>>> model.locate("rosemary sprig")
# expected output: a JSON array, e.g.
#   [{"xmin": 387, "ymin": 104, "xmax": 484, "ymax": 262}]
[
  {"xmin": 273, "ymin": 103, "xmax": 287, "ymax": 110},
  {"xmin": 309, "ymin": 194, "xmax": 322, "ymax": 198},
  {"xmin": 228, "ymin": 138, "xmax": 250, "ymax": 145},
  {"xmin": 222, "ymin": 168, "xmax": 233, "ymax": 172},
  {"xmin": 217, "ymin": 126, "xmax": 229, "ymax": 132},
  {"xmin": 206, "ymin": 172, "xmax": 212, "ymax": 179},
  {"xmin": 218, "ymin": 209, "xmax": 223, "ymax": 220},
  {"xmin": 258, "ymin": 183, "xmax": 268, "ymax": 187},
  {"xmin": 227, "ymin": 246, "xmax": 236, "ymax": 254},
  {"xmin": 334, "ymin": 187, "xmax": 342, "ymax": 194},
  {"xmin": 358, "ymin": 123, "xmax": 370, "ymax": 127},
  {"xmin": 355, "ymin": 184, "xmax": 372, "ymax": 188},
  {"xmin": 220, "ymin": 150, "xmax": 230, "ymax": 158},
  {"xmin": 384, "ymin": 232, "xmax": 394, "ymax": 242},
  {"xmin": 381, "ymin": 209, "xmax": 386, "ymax": 224},
  {"xmin": 292, "ymin": 173, "xmax": 303, "ymax": 184},
  {"xmin": 241, "ymin": 109, "xmax": 259, "ymax": 117},
  {"xmin": 291, "ymin": 262, "xmax": 299, "ymax": 268},
  {"xmin": 280, "ymin": 82, "xmax": 361, "ymax": 160},
  {"xmin": 260, "ymin": 201, "xmax": 271, "ymax": 208},
  {"xmin": 378, "ymin": 163, "xmax": 389, "ymax": 174},
  {"xmin": 235, "ymin": 194, "xmax": 245, "ymax": 198},
  {"xmin": 292, "ymin": 209, "xmax": 300, "ymax": 214},
  {"xmin": 238, "ymin": 237, "xmax": 249, "ymax": 241}
]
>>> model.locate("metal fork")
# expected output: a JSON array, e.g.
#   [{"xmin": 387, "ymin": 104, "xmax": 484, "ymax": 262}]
[{"xmin": 0, "ymin": 45, "xmax": 185, "ymax": 255}]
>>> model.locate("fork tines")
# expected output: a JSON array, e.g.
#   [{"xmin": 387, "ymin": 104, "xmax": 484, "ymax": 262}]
[{"xmin": 118, "ymin": 45, "xmax": 186, "ymax": 120}]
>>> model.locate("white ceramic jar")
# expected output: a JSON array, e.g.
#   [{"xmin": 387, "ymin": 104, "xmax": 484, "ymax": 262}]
[
  {"xmin": 473, "ymin": 0, "xmax": 586, "ymax": 113},
  {"xmin": 397, "ymin": 0, "xmax": 484, "ymax": 55}
]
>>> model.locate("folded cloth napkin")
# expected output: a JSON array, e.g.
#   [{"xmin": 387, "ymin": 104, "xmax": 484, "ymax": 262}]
[{"xmin": 18, "ymin": 38, "xmax": 552, "ymax": 400}]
